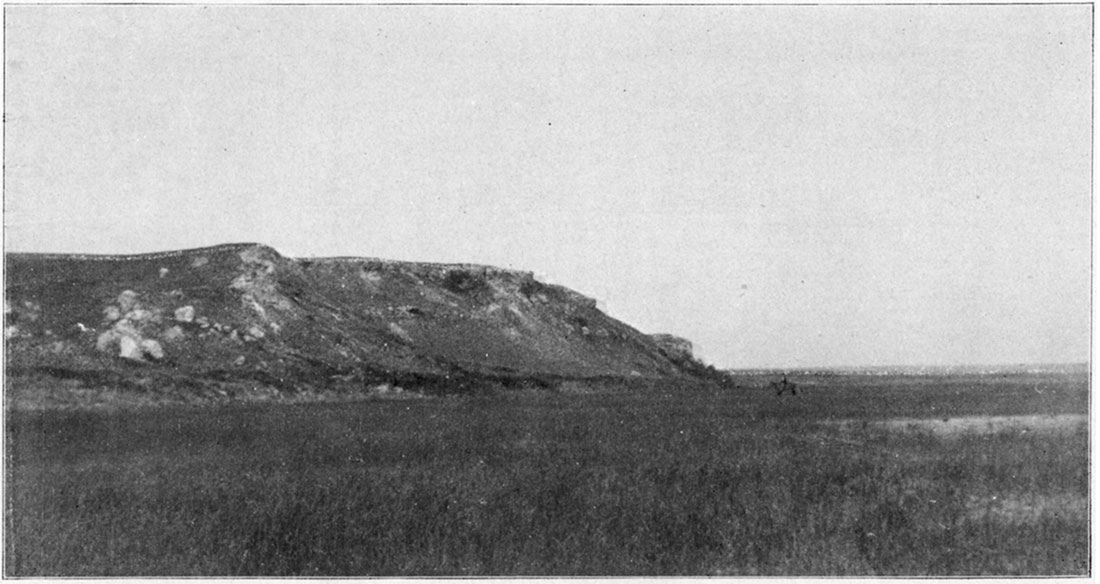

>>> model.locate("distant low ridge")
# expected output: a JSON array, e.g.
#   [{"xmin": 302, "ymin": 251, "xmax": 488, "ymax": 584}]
[{"xmin": 5, "ymin": 243, "xmax": 720, "ymax": 403}]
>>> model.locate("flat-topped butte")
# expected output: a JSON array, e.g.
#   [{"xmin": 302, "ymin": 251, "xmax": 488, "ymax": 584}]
[{"xmin": 6, "ymin": 243, "xmax": 715, "ymax": 402}]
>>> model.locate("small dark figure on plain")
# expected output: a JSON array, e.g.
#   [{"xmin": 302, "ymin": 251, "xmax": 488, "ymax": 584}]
[{"xmin": 772, "ymin": 374, "xmax": 798, "ymax": 396}]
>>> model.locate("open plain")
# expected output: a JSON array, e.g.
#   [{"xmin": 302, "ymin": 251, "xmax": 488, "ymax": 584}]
[{"xmin": 4, "ymin": 366, "xmax": 1088, "ymax": 576}]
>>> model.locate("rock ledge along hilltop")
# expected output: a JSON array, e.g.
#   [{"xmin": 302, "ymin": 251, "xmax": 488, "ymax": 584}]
[{"xmin": 5, "ymin": 243, "xmax": 720, "ymax": 401}]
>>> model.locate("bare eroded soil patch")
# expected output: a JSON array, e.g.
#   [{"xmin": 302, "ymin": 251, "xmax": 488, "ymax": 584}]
[
  {"xmin": 965, "ymin": 493, "xmax": 1088, "ymax": 524},
  {"xmin": 832, "ymin": 414, "xmax": 1087, "ymax": 436}
]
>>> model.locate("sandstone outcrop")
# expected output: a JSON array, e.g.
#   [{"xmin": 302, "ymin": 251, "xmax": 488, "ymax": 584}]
[
  {"xmin": 650, "ymin": 334, "xmax": 694, "ymax": 362},
  {"xmin": 5, "ymin": 243, "xmax": 718, "ymax": 396}
]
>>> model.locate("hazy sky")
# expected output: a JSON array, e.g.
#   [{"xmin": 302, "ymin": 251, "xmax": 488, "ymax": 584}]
[{"xmin": 4, "ymin": 5, "xmax": 1091, "ymax": 368}]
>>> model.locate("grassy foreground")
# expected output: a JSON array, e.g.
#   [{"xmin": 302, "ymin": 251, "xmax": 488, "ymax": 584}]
[{"xmin": 5, "ymin": 371, "xmax": 1089, "ymax": 576}]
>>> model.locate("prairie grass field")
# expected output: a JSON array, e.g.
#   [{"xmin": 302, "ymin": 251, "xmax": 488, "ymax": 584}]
[{"xmin": 4, "ymin": 370, "xmax": 1089, "ymax": 576}]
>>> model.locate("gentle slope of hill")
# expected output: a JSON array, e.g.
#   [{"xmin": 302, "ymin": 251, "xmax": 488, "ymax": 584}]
[{"xmin": 5, "ymin": 243, "xmax": 716, "ymax": 400}]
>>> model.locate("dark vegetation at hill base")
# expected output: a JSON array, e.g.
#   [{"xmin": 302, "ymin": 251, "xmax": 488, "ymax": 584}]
[{"xmin": 5, "ymin": 244, "xmax": 727, "ymax": 406}]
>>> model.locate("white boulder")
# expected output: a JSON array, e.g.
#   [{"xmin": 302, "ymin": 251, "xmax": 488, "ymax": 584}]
[
  {"xmin": 96, "ymin": 329, "xmax": 120, "ymax": 352},
  {"xmin": 103, "ymin": 305, "xmax": 122, "ymax": 322},
  {"xmin": 119, "ymin": 335, "xmax": 143, "ymax": 361},
  {"xmin": 141, "ymin": 339, "xmax": 164, "ymax": 360},
  {"xmin": 162, "ymin": 325, "xmax": 185, "ymax": 341},
  {"xmin": 117, "ymin": 290, "xmax": 140, "ymax": 313},
  {"xmin": 174, "ymin": 305, "xmax": 195, "ymax": 323}
]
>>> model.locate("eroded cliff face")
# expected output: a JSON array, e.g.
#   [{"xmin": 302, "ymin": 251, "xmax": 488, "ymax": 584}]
[
  {"xmin": 650, "ymin": 334, "xmax": 695, "ymax": 363},
  {"xmin": 5, "ymin": 244, "xmax": 705, "ymax": 398}
]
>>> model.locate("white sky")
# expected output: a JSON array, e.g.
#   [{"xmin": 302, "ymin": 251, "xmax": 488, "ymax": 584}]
[{"xmin": 3, "ymin": 5, "xmax": 1092, "ymax": 369}]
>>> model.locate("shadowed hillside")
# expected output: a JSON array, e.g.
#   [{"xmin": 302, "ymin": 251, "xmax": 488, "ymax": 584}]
[{"xmin": 5, "ymin": 244, "xmax": 718, "ymax": 403}]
